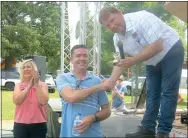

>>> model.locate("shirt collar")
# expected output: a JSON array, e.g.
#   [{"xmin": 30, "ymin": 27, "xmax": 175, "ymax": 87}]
[
  {"xmin": 70, "ymin": 71, "xmax": 93, "ymax": 80},
  {"xmin": 124, "ymin": 15, "xmax": 134, "ymax": 33},
  {"xmin": 116, "ymin": 14, "xmax": 134, "ymax": 38}
]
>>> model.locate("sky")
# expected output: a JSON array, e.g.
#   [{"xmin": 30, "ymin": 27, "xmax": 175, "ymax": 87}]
[{"xmin": 67, "ymin": 2, "xmax": 101, "ymax": 47}]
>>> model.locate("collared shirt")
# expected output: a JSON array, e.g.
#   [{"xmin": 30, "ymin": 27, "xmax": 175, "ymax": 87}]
[
  {"xmin": 113, "ymin": 10, "xmax": 179, "ymax": 66},
  {"xmin": 56, "ymin": 71, "xmax": 109, "ymax": 137}
]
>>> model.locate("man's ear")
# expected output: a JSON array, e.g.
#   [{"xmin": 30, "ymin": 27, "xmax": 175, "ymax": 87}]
[{"xmin": 118, "ymin": 10, "xmax": 123, "ymax": 15}]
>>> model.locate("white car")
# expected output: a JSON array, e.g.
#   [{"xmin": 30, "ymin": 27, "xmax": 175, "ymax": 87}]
[
  {"xmin": 179, "ymin": 69, "xmax": 187, "ymax": 89},
  {"xmin": 45, "ymin": 74, "xmax": 56, "ymax": 93},
  {"xmin": 1, "ymin": 71, "xmax": 20, "ymax": 91},
  {"xmin": 131, "ymin": 77, "xmax": 146, "ymax": 90},
  {"xmin": 122, "ymin": 76, "xmax": 146, "ymax": 95}
]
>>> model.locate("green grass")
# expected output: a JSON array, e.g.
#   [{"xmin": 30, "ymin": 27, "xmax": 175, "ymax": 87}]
[
  {"xmin": 1, "ymin": 90, "xmax": 16, "ymax": 121},
  {"xmin": 1, "ymin": 90, "xmax": 187, "ymax": 120},
  {"xmin": 1, "ymin": 90, "xmax": 61, "ymax": 120}
]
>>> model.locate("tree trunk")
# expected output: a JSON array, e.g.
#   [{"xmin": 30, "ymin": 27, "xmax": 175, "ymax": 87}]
[{"xmin": 5, "ymin": 56, "xmax": 16, "ymax": 71}]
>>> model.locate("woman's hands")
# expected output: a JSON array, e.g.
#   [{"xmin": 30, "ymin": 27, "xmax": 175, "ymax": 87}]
[
  {"xmin": 32, "ymin": 71, "xmax": 40, "ymax": 86},
  {"xmin": 28, "ymin": 71, "xmax": 40, "ymax": 88},
  {"xmin": 28, "ymin": 76, "xmax": 34, "ymax": 89},
  {"xmin": 74, "ymin": 115, "xmax": 95, "ymax": 134}
]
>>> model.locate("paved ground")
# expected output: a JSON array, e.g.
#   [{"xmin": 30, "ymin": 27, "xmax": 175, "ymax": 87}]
[
  {"xmin": 1, "ymin": 112, "xmax": 187, "ymax": 137},
  {"xmin": 1, "ymin": 120, "xmax": 14, "ymax": 137},
  {"xmin": 101, "ymin": 112, "xmax": 187, "ymax": 137},
  {"xmin": 136, "ymin": 114, "xmax": 187, "ymax": 135},
  {"xmin": 172, "ymin": 115, "xmax": 188, "ymax": 134}
]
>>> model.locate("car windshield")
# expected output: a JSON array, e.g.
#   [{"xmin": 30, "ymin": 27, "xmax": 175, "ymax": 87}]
[{"xmin": 2, "ymin": 71, "xmax": 20, "ymax": 79}]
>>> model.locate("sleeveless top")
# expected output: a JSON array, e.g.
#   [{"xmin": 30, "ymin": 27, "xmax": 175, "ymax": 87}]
[{"xmin": 14, "ymin": 81, "xmax": 47, "ymax": 124}]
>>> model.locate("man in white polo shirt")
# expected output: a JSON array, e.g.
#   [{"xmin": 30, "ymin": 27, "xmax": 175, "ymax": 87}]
[{"xmin": 99, "ymin": 7, "xmax": 184, "ymax": 138}]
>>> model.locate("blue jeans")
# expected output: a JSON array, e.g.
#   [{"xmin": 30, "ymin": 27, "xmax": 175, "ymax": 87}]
[{"xmin": 141, "ymin": 40, "xmax": 184, "ymax": 134}]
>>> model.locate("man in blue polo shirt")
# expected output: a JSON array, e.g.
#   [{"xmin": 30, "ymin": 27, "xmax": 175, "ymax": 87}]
[
  {"xmin": 111, "ymin": 75, "xmax": 136, "ymax": 114},
  {"xmin": 56, "ymin": 44, "xmax": 111, "ymax": 137},
  {"xmin": 112, "ymin": 75, "xmax": 126, "ymax": 112}
]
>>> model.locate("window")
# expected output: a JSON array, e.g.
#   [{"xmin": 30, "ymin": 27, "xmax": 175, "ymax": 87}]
[
  {"xmin": 1, "ymin": 71, "xmax": 20, "ymax": 79},
  {"xmin": 7, "ymin": 72, "xmax": 20, "ymax": 79},
  {"xmin": 1, "ymin": 71, "xmax": 6, "ymax": 79}
]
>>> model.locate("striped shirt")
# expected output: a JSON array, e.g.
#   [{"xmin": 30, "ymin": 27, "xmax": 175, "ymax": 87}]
[
  {"xmin": 56, "ymin": 71, "xmax": 109, "ymax": 137},
  {"xmin": 113, "ymin": 10, "xmax": 180, "ymax": 66}
]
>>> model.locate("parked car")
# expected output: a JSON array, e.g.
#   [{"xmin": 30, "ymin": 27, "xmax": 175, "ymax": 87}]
[
  {"xmin": 131, "ymin": 76, "xmax": 146, "ymax": 90},
  {"xmin": 45, "ymin": 74, "xmax": 56, "ymax": 93},
  {"xmin": 1, "ymin": 70, "xmax": 20, "ymax": 91},
  {"xmin": 122, "ymin": 76, "xmax": 146, "ymax": 95},
  {"xmin": 47, "ymin": 72, "xmax": 57, "ymax": 85},
  {"xmin": 179, "ymin": 69, "xmax": 187, "ymax": 89}
]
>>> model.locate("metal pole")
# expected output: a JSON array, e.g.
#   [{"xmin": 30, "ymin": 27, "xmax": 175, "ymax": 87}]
[
  {"xmin": 134, "ymin": 64, "xmax": 139, "ymax": 104},
  {"xmin": 93, "ymin": 3, "xmax": 97, "ymax": 74},
  {"xmin": 79, "ymin": 2, "xmax": 86, "ymax": 45},
  {"xmin": 61, "ymin": 2, "xmax": 65, "ymax": 73},
  {"xmin": 97, "ymin": 2, "xmax": 101, "ymax": 75}
]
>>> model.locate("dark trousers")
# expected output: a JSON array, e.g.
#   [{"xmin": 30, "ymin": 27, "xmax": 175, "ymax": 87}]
[
  {"xmin": 13, "ymin": 122, "xmax": 47, "ymax": 138},
  {"xmin": 141, "ymin": 40, "xmax": 184, "ymax": 134}
]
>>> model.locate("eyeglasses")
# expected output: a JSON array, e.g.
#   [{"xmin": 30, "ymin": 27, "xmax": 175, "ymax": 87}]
[
  {"xmin": 76, "ymin": 80, "xmax": 81, "ymax": 89},
  {"xmin": 22, "ymin": 59, "xmax": 33, "ymax": 65}
]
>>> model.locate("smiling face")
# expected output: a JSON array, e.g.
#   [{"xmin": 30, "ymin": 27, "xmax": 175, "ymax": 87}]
[
  {"xmin": 101, "ymin": 12, "xmax": 125, "ymax": 33},
  {"xmin": 22, "ymin": 62, "xmax": 34, "ymax": 79},
  {"xmin": 70, "ymin": 48, "xmax": 89, "ymax": 71},
  {"xmin": 20, "ymin": 60, "xmax": 38, "ymax": 82}
]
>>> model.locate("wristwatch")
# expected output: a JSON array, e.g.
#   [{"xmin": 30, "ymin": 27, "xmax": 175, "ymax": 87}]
[{"xmin": 94, "ymin": 114, "xmax": 99, "ymax": 122}]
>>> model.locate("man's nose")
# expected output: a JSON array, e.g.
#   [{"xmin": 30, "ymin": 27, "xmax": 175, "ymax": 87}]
[
  {"xmin": 24, "ymin": 67, "xmax": 29, "ymax": 71},
  {"xmin": 24, "ymin": 69, "xmax": 28, "ymax": 71},
  {"xmin": 109, "ymin": 23, "xmax": 115, "ymax": 30},
  {"xmin": 80, "ymin": 56, "xmax": 86, "ymax": 60}
]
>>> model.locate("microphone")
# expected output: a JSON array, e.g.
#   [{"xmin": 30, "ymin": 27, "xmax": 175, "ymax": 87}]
[{"xmin": 117, "ymin": 41, "xmax": 125, "ymax": 59}]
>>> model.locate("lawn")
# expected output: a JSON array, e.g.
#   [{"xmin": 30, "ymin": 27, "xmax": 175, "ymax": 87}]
[{"xmin": 1, "ymin": 90, "xmax": 187, "ymax": 120}]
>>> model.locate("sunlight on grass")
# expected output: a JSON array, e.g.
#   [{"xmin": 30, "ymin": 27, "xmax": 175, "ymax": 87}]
[
  {"xmin": 2, "ymin": 90, "xmax": 16, "ymax": 120},
  {"xmin": 49, "ymin": 90, "xmax": 59, "ymax": 98},
  {"xmin": 1, "ymin": 90, "xmax": 187, "ymax": 120}
]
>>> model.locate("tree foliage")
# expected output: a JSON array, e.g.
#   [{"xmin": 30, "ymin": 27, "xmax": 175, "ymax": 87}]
[{"xmin": 1, "ymin": 2, "xmax": 61, "ymax": 72}]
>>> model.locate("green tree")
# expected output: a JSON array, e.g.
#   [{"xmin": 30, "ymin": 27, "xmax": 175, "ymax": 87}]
[
  {"xmin": 1, "ymin": 2, "xmax": 61, "ymax": 72},
  {"xmin": 2, "ymin": 2, "xmax": 40, "ymax": 70}
]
